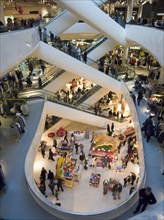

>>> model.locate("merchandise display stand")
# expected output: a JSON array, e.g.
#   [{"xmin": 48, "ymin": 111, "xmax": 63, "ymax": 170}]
[
  {"xmin": 89, "ymin": 173, "xmax": 101, "ymax": 187},
  {"xmin": 59, "ymin": 154, "xmax": 82, "ymax": 188}
]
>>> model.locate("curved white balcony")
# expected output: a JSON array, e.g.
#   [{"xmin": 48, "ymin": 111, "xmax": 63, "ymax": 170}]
[{"xmin": 0, "ymin": 27, "xmax": 39, "ymax": 77}]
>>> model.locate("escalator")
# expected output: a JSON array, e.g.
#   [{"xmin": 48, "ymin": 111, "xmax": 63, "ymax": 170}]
[
  {"xmin": 33, "ymin": 42, "xmax": 121, "ymax": 93},
  {"xmin": 58, "ymin": 0, "xmax": 126, "ymax": 45},
  {"xmin": 18, "ymin": 89, "xmax": 129, "ymax": 127}
]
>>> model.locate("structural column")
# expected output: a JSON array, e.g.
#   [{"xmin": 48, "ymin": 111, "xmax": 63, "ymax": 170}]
[
  {"xmin": 126, "ymin": 0, "xmax": 134, "ymax": 23},
  {"xmin": 0, "ymin": 0, "xmax": 5, "ymax": 25},
  {"xmin": 137, "ymin": 4, "xmax": 143, "ymax": 19},
  {"xmin": 122, "ymin": 47, "xmax": 129, "ymax": 65},
  {"xmin": 158, "ymin": 68, "xmax": 164, "ymax": 84}
]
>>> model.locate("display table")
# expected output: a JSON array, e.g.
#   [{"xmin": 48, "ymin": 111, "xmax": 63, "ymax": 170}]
[
  {"xmin": 122, "ymin": 126, "xmax": 135, "ymax": 137},
  {"xmin": 59, "ymin": 157, "xmax": 82, "ymax": 188},
  {"xmin": 92, "ymin": 133, "xmax": 120, "ymax": 154},
  {"xmin": 89, "ymin": 173, "xmax": 101, "ymax": 187},
  {"xmin": 57, "ymin": 143, "xmax": 73, "ymax": 155},
  {"xmin": 73, "ymin": 164, "xmax": 82, "ymax": 184},
  {"xmin": 113, "ymin": 132, "xmax": 126, "ymax": 143}
]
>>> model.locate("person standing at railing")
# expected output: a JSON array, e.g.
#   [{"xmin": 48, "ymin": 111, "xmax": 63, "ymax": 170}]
[
  {"xmin": 77, "ymin": 47, "xmax": 82, "ymax": 61},
  {"xmin": 49, "ymin": 31, "xmax": 54, "ymax": 42},
  {"xmin": 38, "ymin": 77, "xmax": 42, "ymax": 88},
  {"xmin": 82, "ymin": 51, "xmax": 87, "ymax": 64},
  {"xmin": 42, "ymin": 28, "xmax": 47, "ymax": 43}
]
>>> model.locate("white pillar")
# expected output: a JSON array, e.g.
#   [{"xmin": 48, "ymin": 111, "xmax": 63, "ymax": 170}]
[
  {"xmin": 137, "ymin": 4, "xmax": 143, "ymax": 19},
  {"xmin": 126, "ymin": 0, "xmax": 134, "ymax": 23},
  {"xmin": 158, "ymin": 67, "xmax": 164, "ymax": 84},
  {"xmin": 122, "ymin": 47, "xmax": 129, "ymax": 65},
  {"xmin": 0, "ymin": 0, "xmax": 5, "ymax": 25}
]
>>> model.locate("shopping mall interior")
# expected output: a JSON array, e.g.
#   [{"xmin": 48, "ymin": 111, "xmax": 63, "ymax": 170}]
[{"xmin": 0, "ymin": 0, "xmax": 164, "ymax": 220}]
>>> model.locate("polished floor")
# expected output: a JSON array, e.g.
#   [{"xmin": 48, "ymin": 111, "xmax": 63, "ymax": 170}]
[
  {"xmin": 0, "ymin": 74, "xmax": 164, "ymax": 220},
  {"xmin": 34, "ymin": 121, "xmax": 139, "ymax": 214}
]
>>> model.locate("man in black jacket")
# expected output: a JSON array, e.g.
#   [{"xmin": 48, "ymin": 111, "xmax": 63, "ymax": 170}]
[{"xmin": 133, "ymin": 187, "xmax": 157, "ymax": 214}]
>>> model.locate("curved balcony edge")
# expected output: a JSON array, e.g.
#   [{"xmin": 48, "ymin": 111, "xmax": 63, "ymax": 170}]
[{"xmin": 24, "ymin": 80, "xmax": 146, "ymax": 219}]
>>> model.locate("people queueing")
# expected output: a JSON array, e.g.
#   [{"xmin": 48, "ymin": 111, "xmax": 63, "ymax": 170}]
[{"xmin": 133, "ymin": 187, "xmax": 157, "ymax": 214}]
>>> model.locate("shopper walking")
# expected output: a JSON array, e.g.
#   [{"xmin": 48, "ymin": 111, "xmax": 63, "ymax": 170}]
[
  {"xmin": 117, "ymin": 183, "xmax": 123, "ymax": 199},
  {"xmin": 131, "ymin": 172, "xmax": 136, "ymax": 186},
  {"xmin": 40, "ymin": 146, "xmax": 45, "ymax": 158},
  {"xmin": 38, "ymin": 180, "xmax": 47, "ymax": 197},
  {"xmin": 137, "ymin": 90, "xmax": 143, "ymax": 106},
  {"xmin": 48, "ymin": 149, "xmax": 55, "ymax": 161},
  {"xmin": 38, "ymin": 77, "xmax": 42, "ymax": 88},
  {"xmin": 103, "ymin": 179, "xmax": 109, "ymax": 195},
  {"xmin": 47, "ymin": 170, "xmax": 54, "ymax": 183},
  {"xmin": 57, "ymin": 178, "xmax": 64, "ymax": 192},
  {"xmin": 48, "ymin": 179, "xmax": 55, "ymax": 195},
  {"xmin": 133, "ymin": 187, "xmax": 157, "ymax": 214},
  {"xmin": 40, "ymin": 167, "xmax": 47, "ymax": 181},
  {"xmin": 111, "ymin": 122, "xmax": 115, "ymax": 132}
]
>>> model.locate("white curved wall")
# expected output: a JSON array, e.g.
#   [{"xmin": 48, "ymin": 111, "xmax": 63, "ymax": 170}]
[
  {"xmin": 44, "ymin": 71, "xmax": 76, "ymax": 93},
  {"xmin": 88, "ymin": 39, "xmax": 117, "ymax": 62},
  {"xmin": 33, "ymin": 42, "xmax": 121, "ymax": 93},
  {"xmin": 126, "ymin": 25, "xmax": 164, "ymax": 68},
  {"xmin": 44, "ymin": 11, "xmax": 78, "ymax": 36},
  {"xmin": 63, "ymin": 23, "xmax": 99, "ymax": 35},
  {"xmin": 59, "ymin": 0, "xmax": 126, "ymax": 45},
  {"xmin": 46, "ymin": 100, "xmax": 122, "ymax": 128},
  {"xmin": 0, "ymin": 27, "xmax": 40, "ymax": 77},
  {"xmin": 24, "ymin": 82, "xmax": 146, "ymax": 220},
  {"xmin": 82, "ymin": 87, "xmax": 109, "ymax": 107}
]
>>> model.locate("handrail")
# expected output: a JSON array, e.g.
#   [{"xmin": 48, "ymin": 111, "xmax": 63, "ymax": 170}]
[
  {"xmin": 42, "ymin": 68, "xmax": 65, "ymax": 87},
  {"xmin": 74, "ymin": 85, "xmax": 102, "ymax": 106},
  {"xmin": 45, "ymin": 90, "xmax": 130, "ymax": 123},
  {"xmin": 82, "ymin": 36, "xmax": 108, "ymax": 54}
]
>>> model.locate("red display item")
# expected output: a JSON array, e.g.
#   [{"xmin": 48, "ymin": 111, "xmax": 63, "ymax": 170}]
[
  {"xmin": 56, "ymin": 127, "xmax": 66, "ymax": 137},
  {"xmin": 47, "ymin": 132, "xmax": 55, "ymax": 138}
]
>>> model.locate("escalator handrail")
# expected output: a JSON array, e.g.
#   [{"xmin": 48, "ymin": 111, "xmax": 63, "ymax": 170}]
[
  {"xmin": 42, "ymin": 68, "xmax": 65, "ymax": 87},
  {"xmin": 43, "ymin": 89, "xmax": 129, "ymax": 123},
  {"xmin": 82, "ymin": 36, "xmax": 108, "ymax": 54}
]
